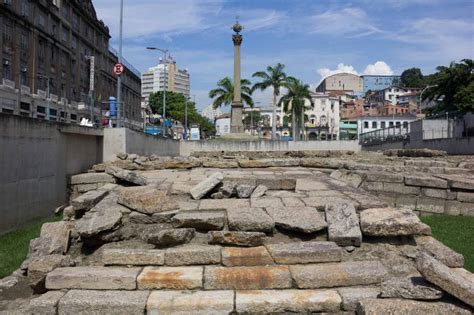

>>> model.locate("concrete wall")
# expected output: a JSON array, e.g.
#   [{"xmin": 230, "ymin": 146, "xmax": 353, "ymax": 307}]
[
  {"xmin": 103, "ymin": 128, "xmax": 180, "ymax": 161},
  {"xmin": 0, "ymin": 114, "xmax": 103, "ymax": 235},
  {"xmin": 180, "ymin": 140, "xmax": 361, "ymax": 156}
]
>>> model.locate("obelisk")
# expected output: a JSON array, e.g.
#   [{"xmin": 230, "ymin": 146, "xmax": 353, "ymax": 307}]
[{"xmin": 230, "ymin": 19, "xmax": 244, "ymax": 134}]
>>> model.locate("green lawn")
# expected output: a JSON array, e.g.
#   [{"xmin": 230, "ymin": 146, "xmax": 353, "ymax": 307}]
[
  {"xmin": 0, "ymin": 216, "xmax": 61, "ymax": 278},
  {"xmin": 421, "ymin": 215, "xmax": 474, "ymax": 272}
]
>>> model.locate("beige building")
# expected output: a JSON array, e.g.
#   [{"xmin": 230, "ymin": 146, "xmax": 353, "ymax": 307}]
[
  {"xmin": 316, "ymin": 73, "xmax": 363, "ymax": 94},
  {"xmin": 142, "ymin": 58, "xmax": 190, "ymax": 106}
]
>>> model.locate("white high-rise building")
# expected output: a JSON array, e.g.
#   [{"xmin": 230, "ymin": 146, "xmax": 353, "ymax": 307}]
[
  {"xmin": 201, "ymin": 104, "xmax": 223, "ymax": 121},
  {"xmin": 141, "ymin": 57, "xmax": 190, "ymax": 107}
]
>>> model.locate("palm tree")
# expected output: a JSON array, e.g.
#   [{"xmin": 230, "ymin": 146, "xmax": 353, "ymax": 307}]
[
  {"xmin": 252, "ymin": 63, "xmax": 288, "ymax": 140},
  {"xmin": 208, "ymin": 77, "xmax": 254, "ymax": 109},
  {"xmin": 278, "ymin": 77, "xmax": 313, "ymax": 141}
]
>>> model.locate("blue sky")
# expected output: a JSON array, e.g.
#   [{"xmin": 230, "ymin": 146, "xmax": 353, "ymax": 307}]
[{"xmin": 93, "ymin": 0, "xmax": 474, "ymax": 111}]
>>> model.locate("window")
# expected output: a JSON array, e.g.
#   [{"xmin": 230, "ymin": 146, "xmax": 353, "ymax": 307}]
[
  {"xmin": 39, "ymin": 40, "xmax": 45, "ymax": 59},
  {"xmin": 364, "ymin": 121, "xmax": 369, "ymax": 129},
  {"xmin": 381, "ymin": 121, "xmax": 386, "ymax": 129},
  {"xmin": 62, "ymin": 28, "xmax": 69, "ymax": 42},
  {"xmin": 20, "ymin": 66, "xmax": 27, "ymax": 85},
  {"xmin": 403, "ymin": 122, "xmax": 409, "ymax": 128},
  {"xmin": 372, "ymin": 121, "xmax": 377, "ymax": 129},
  {"xmin": 396, "ymin": 121, "xmax": 401, "ymax": 127},
  {"xmin": 38, "ymin": 13, "xmax": 46, "ymax": 28},
  {"xmin": 72, "ymin": 12, "xmax": 79, "ymax": 30},
  {"xmin": 389, "ymin": 121, "xmax": 394, "ymax": 127},
  {"xmin": 51, "ymin": 22, "xmax": 57, "ymax": 36},
  {"xmin": 2, "ymin": 59, "xmax": 11, "ymax": 80},
  {"xmin": 20, "ymin": 32, "xmax": 29, "ymax": 50},
  {"xmin": 20, "ymin": 0, "xmax": 28, "ymax": 16},
  {"xmin": 2, "ymin": 24, "xmax": 13, "ymax": 43},
  {"xmin": 331, "ymin": 102, "xmax": 334, "ymax": 111},
  {"xmin": 71, "ymin": 35, "xmax": 77, "ymax": 49}
]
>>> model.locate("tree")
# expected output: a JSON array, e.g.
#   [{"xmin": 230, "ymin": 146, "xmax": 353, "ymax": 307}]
[
  {"xmin": 208, "ymin": 77, "xmax": 254, "ymax": 109},
  {"xmin": 400, "ymin": 68, "xmax": 425, "ymax": 88},
  {"xmin": 252, "ymin": 63, "xmax": 288, "ymax": 140},
  {"xmin": 278, "ymin": 77, "xmax": 313, "ymax": 141},
  {"xmin": 148, "ymin": 91, "xmax": 215, "ymax": 135},
  {"xmin": 423, "ymin": 59, "xmax": 474, "ymax": 113}
]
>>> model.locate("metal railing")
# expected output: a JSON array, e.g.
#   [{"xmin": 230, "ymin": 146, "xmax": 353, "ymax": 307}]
[{"xmin": 359, "ymin": 124, "xmax": 411, "ymax": 145}]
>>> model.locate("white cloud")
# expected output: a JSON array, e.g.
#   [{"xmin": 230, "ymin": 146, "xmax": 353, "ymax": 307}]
[
  {"xmin": 363, "ymin": 61, "xmax": 394, "ymax": 75},
  {"xmin": 310, "ymin": 7, "xmax": 382, "ymax": 37},
  {"xmin": 317, "ymin": 63, "xmax": 359, "ymax": 80}
]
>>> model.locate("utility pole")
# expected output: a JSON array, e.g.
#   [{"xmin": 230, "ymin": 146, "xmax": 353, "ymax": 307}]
[
  {"xmin": 116, "ymin": 0, "xmax": 124, "ymax": 127},
  {"xmin": 146, "ymin": 47, "xmax": 169, "ymax": 136}
]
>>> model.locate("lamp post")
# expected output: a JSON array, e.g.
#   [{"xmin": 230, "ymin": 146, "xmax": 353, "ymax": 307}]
[
  {"xmin": 419, "ymin": 85, "xmax": 438, "ymax": 114},
  {"xmin": 147, "ymin": 47, "xmax": 169, "ymax": 136}
]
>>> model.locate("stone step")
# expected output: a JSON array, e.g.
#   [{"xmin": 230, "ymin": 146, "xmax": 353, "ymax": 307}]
[
  {"xmin": 265, "ymin": 241, "xmax": 342, "ymax": 264},
  {"xmin": 102, "ymin": 248, "xmax": 164, "ymax": 266},
  {"xmin": 221, "ymin": 246, "xmax": 274, "ymax": 266},
  {"xmin": 357, "ymin": 298, "xmax": 472, "ymax": 314},
  {"xmin": 137, "ymin": 266, "xmax": 203, "ymax": 290},
  {"xmin": 290, "ymin": 260, "xmax": 388, "ymax": 289},
  {"xmin": 45, "ymin": 266, "xmax": 141, "ymax": 290}
]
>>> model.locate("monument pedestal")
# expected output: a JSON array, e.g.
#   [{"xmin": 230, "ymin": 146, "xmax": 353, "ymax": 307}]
[{"xmin": 230, "ymin": 102, "xmax": 244, "ymax": 134}]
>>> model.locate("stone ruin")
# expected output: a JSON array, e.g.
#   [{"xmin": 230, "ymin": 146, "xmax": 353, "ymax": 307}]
[{"xmin": 1, "ymin": 150, "xmax": 473, "ymax": 314}]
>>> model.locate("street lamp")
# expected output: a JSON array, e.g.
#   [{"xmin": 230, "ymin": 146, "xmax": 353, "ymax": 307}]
[
  {"xmin": 146, "ymin": 47, "xmax": 169, "ymax": 136},
  {"xmin": 419, "ymin": 85, "xmax": 438, "ymax": 114}
]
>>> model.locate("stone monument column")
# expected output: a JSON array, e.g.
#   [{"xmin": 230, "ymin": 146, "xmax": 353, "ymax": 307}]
[{"xmin": 230, "ymin": 20, "xmax": 244, "ymax": 134}]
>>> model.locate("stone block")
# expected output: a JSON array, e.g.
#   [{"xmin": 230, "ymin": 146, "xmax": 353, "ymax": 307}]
[
  {"xmin": 28, "ymin": 291, "xmax": 66, "ymax": 314},
  {"xmin": 45, "ymin": 266, "xmax": 140, "ymax": 290},
  {"xmin": 137, "ymin": 266, "xmax": 203, "ymax": 290},
  {"xmin": 325, "ymin": 203, "xmax": 361, "ymax": 246},
  {"xmin": 337, "ymin": 287, "xmax": 380, "ymax": 311},
  {"xmin": 444, "ymin": 200, "xmax": 462, "ymax": 215},
  {"xmin": 250, "ymin": 197, "xmax": 284, "ymax": 208},
  {"xmin": 281, "ymin": 197, "xmax": 305, "ymax": 207},
  {"xmin": 266, "ymin": 241, "xmax": 341, "ymax": 264},
  {"xmin": 190, "ymin": 172, "xmax": 224, "ymax": 200},
  {"xmin": 366, "ymin": 172, "xmax": 403, "ymax": 183},
  {"xmin": 362, "ymin": 181, "xmax": 384, "ymax": 191},
  {"xmin": 443, "ymin": 175, "xmax": 474, "ymax": 191},
  {"xmin": 28, "ymin": 254, "xmax": 75, "ymax": 293},
  {"xmin": 71, "ymin": 189, "xmax": 108, "ymax": 211},
  {"xmin": 40, "ymin": 221, "xmax": 71, "ymax": 254},
  {"xmin": 173, "ymin": 210, "xmax": 226, "ymax": 231},
  {"xmin": 165, "ymin": 245, "xmax": 221, "ymax": 266},
  {"xmin": 265, "ymin": 206, "xmax": 327, "ymax": 233},
  {"xmin": 405, "ymin": 175, "xmax": 448, "ymax": 189},
  {"xmin": 208, "ymin": 231, "xmax": 266, "ymax": 247},
  {"xmin": 302, "ymin": 196, "xmax": 359, "ymax": 210},
  {"xmin": 221, "ymin": 246, "xmax": 274, "ymax": 266},
  {"xmin": 143, "ymin": 228, "xmax": 195, "ymax": 247},
  {"xmin": 70, "ymin": 173, "xmax": 115, "ymax": 185},
  {"xmin": 117, "ymin": 186, "xmax": 178, "ymax": 214},
  {"xmin": 380, "ymin": 277, "xmax": 443, "ymax": 300},
  {"xmin": 256, "ymin": 178, "xmax": 296, "ymax": 190},
  {"xmin": 290, "ymin": 261, "xmax": 388, "ymax": 288},
  {"xmin": 358, "ymin": 298, "xmax": 471, "ymax": 314},
  {"xmin": 330, "ymin": 170, "xmax": 363, "ymax": 188},
  {"xmin": 416, "ymin": 197, "xmax": 446, "ymax": 213},
  {"xmin": 383, "ymin": 182, "xmax": 420, "ymax": 195},
  {"xmin": 295, "ymin": 179, "xmax": 329, "ymax": 191},
  {"xmin": 227, "ymin": 207, "xmax": 274, "ymax": 232},
  {"xmin": 415, "ymin": 236, "xmax": 464, "ymax": 268},
  {"xmin": 199, "ymin": 198, "xmax": 249, "ymax": 210},
  {"xmin": 417, "ymin": 252, "xmax": 474, "ymax": 307},
  {"xmin": 147, "ymin": 290, "xmax": 234, "ymax": 315},
  {"xmin": 395, "ymin": 196, "xmax": 417, "ymax": 210},
  {"xmin": 251, "ymin": 184, "xmax": 268, "ymax": 198},
  {"xmin": 106, "ymin": 167, "xmax": 147, "ymax": 186},
  {"xmin": 58, "ymin": 290, "xmax": 149, "ymax": 315},
  {"xmin": 360, "ymin": 208, "xmax": 432, "ymax": 236},
  {"xmin": 102, "ymin": 248, "xmax": 164, "ymax": 266},
  {"xmin": 204, "ymin": 265, "xmax": 292, "ymax": 290},
  {"xmin": 422, "ymin": 187, "xmax": 456, "ymax": 200},
  {"xmin": 457, "ymin": 191, "xmax": 474, "ymax": 203},
  {"xmin": 236, "ymin": 289, "xmax": 341, "ymax": 314},
  {"xmin": 76, "ymin": 183, "xmax": 98, "ymax": 193}
]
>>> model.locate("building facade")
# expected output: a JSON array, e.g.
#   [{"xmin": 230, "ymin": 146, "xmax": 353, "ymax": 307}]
[
  {"xmin": 201, "ymin": 104, "xmax": 222, "ymax": 121},
  {"xmin": 141, "ymin": 58, "xmax": 190, "ymax": 107},
  {"xmin": 215, "ymin": 113, "xmax": 230, "ymax": 136},
  {"xmin": 0, "ymin": 0, "xmax": 142, "ymax": 124},
  {"xmin": 357, "ymin": 115, "xmax": 417, "ymax": 135},
  {"xmin": 316, "ymin": 73, "xmax": 363, "ymax": 94},
  {"xmin": 361, "ymin": 75, "xmax": 401, "ymax": 93},
  {"xmin": 304, "ymin": 92, "xmax": 340, "ymax": 140}
]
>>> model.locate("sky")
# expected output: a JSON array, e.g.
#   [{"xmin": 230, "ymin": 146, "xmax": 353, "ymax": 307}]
[{"xmin": 93, "ymin": 0, "xmax": 474, "ymax": 111}]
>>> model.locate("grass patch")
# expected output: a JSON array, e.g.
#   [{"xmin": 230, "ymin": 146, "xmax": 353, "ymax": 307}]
[
  {"xmin": 421, "ymin": 215, "xmax": 474, "ymax": 272},
  {"xmin": 0, "ymin": 216, "xmax": 61, "ymax": 278}
]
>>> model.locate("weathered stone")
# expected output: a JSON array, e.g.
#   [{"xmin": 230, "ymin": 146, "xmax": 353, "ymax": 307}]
[
  {"xmin": 165, "ymin": 245, "xmax": 221, "ymax": 265},
  {"xmin": 344, "ymin": 191, "xmax": 388, "ymax": 209},
  {"xmin": 416, "ymin": 252, "xmax": 474, "ymax": 307},
  {"xmin": 380, "ymin": 277, "xmax": 444, "ymax": 300},
  {"xmin": 366, "ymin": 172, "xmax": 403, "ymax": 183},
  {"xmin": 137, "ymin": 266, "xmax": 203, "ymax": 289},
  {"xmin": 281, "ymin": 197, "xmax": 305, "ymax": 207},
  {"xmin": 256, "ymin": 178, "xmax": 296, "ymax": 190},
  {"xmin": 438, "ymin": 175, "xmax": 474, "ymax": 191},
  {"xmin": 236, "ymin": 289, "xmax": 342, "ymax": 313},
  {"xmin": 250, "ymin": 197, "xmax": 284, "ymax": 208},
  {"xmin": 360, "ymin": 208, "xmax": 432, "ymax": 236},
  {"xmin": 70, "ymin": 172, "xmax": 115, "ymax": 185},
  {"xmin": 362, "ymin": 181, "xmax": 384, "ymax": 191},
  {"xmin": 190, "ymin": 172, "xmax": 224, "ymax": 200},
  {"xmin": 173, "ymin": 210, "xmax": 225, "ymax": 231},
  {"xmin": 416, "ymin": 197, "xmax": 446, "ymax": 213},
  {"xmin": 453, "ymin": 268, "xmax": 474, "ymax": 283},
  {"xmin": 251, "ymin": 185, "xmax": 268, "ymax": 198},
  {"xmin": 236, "ymin": 184, "xmax": 255, "ymax": 198},
  {"xmin": 218, "ymin": 181, "xmax": 236, "ymax": 197},
  {"xmin": 40, "ymin": 221, "xmax": 71, "ymax": 254},
  {"xmin": 295, "ymin": 179, "xmax": 329, "ymax": 191},
  {"xmin": 117, "ymin": 186, "xmax": 178, "ymax": 214},
  {"xmin": 291, "ymin": 261, "xmax": 388, "ymax": 288},
  {"xmin": 199, "ymin": 198, "xmax": 249, "ymax": 210},
  {"xmin": 117, "ymin": 152, "xmax": 128, "ymax": 160},
  {"xmin": 46, "ymin": 266, "xmax": 140, "ymax": 290},
  {"xmin": 204, "ymin": 265, "xmax": 292, "ymax": 290},
  {"xmin": 357, "ymin": 298, "xmax": 471, "ymax": 315},
  {"xmin": 325, "ymin": 203, "xmax": 362, "ymax": 246},
  {"xmin": 203, "ymin": 160, "xmax": 239, "ymax": 168},
  {"xmin": 266, "ymin": 241, "xmax": 341, "ymax": 264},
  {"xmin": 395, "ymin": 195, "xmax": 417, "ymax": 210},
  {"xmin": 415, "ymin": 235, "xmax": 464, "ymax": 267},
  {"xmin": 422, "ymin": 187, "xmax": 455, "ymax": 200},
  {"xmin": 300, "ymin": 158, "xmax": 344, "ymax": 169},
  {"xmin": 106, "ymin": 166, "xmax": 147, "ymax": 185},
  {"xmin": 330, "ymin": 170, "xmax": 363, "ymax": 188},
  {"xmin": 208, "ymin": 231, "xmax": 266, "ymax": 247},
  {"xmin": 58, "ymin": 290, "xmax": 149, "ymax": 315},
  {"xmin": 75, "ymin": 183, "xmax": 98, "ymax": 193},
  {"xmin": 0, "ymin": 275, "xmax": 18, "ymax": 290},
  {"xmin": 337, "ymin": 287, "xmax": 380, "ymax": 311},
  {"xmin": 457, "ymin": 191, "xmax": 474, "ymax": 203},
  {"xmin": 28, "ymin": 254, "xmax": 75, "ymax": 293},
  {"xmin": 222, "ymin": 246, "xmax": 273, "ymax": 266},
  {"xmin": 302, "ymin": 196, "xmax": 359, "ymax": 210},
  {"xmin": 28, "ymin": 236, "xmax": 64, "ymax": 258},
  {"xmin": 71, "ymin": 189, "xmax": 108, "ymax": 211},
  {"xmin": 227, "ymin": 207, "xmax": 274, "ymax": 232},
  {"xmin": 75, "ymin": 194, "xmax": 125, "ymax": 238},
  {"xmin": 238, "ymin": 159, "xmax": 300, "ymax": 168},
  {"xmin": 405, "ymin": 175, "xmax": 448, "ymax": 188},
  {"xmin": 102, "ymin": 248, "xmax": 164, "ymax": 266},
  {"xmin": 28, "ymin": 291, "xmax": 66, "ymax": 314},
  {"xmin": 144, "ymin": 228, "xmax": 195, "ymax": 247},
  {"xmin": 265, "ymin": 206, "xmax": 327, "ymax": 233},
  {"xmin": 383, "ymin": 182, "xmax": 420, "ymax": 195},
  {"xmin": 128, "ymin": 211, "xmax": 178, "ymax": 224},
  {"xmin": 147, "ymin": 290, "xmax": 234, "ymax": 314}
]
